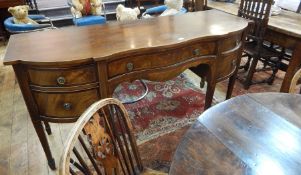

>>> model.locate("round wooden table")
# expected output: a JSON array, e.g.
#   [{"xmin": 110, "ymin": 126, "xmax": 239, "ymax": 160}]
[{"xmin": 169, "ymin": 93, "xmax": 301, "ymax": 175}]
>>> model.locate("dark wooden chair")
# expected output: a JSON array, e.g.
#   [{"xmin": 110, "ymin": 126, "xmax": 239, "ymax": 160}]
[
  {"xmin": 289, "ymin": 68, "xmax": 301, "ymax": 93},
  {"xmin": 59, "ymin": 98, "xmax": 167, "ymax": 175},
  {"xmin": 238, "ymin": 0, "xmax": 283, "ymax": 89},
  {"xmin": 137, "ymin": 0, "xmax": 159, "ymax": 10},
  {"xmin": 184, "ymin": 0, "xmax": 207, "ymax": 12}
]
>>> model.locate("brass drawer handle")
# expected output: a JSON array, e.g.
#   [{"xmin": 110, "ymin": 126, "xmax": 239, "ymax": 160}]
[
  {"xmin": 193, "ymin": 49, "xmax": 200, "ymax": 56},
  {"xmin": 57, "ymin": 76, "xmax": 66, "ymax": 85},
  {"xmin": 63, "ymin": 103, "xmax": 72, "ymax": 110},
  {"xmin": 127, "ymin": 62, "xmax": 134, "ymax": 71}
]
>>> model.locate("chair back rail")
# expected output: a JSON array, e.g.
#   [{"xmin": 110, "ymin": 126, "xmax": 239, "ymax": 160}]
[
  {"xmin": 60, "ymin": 98, "xmax": 144, "ymax": 175},
  {"xmin": 238, "ymin": 0, "xmax": 273, "ymax": 41},
  {"xmin": 289, "ymin": 68, "xmax": 301, "ymax": 93}
]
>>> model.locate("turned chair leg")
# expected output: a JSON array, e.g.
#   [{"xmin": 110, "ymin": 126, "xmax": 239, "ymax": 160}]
[
  {"xmin": 244, "ymin": 57, "xmax": 258, "ymax": 89},
  {"xmin": 44, "ymin": 121, "xmax": 52, "ymax": 135}
]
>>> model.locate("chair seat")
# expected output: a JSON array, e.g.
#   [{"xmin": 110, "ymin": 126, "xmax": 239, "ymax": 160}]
[
  {"xmin": 244, "ymin": 41, "xmax": 281, "ymax": 58},
  {"xmin": 4, "ymin": 15, "xmax": 51, "ymax": 32},
  {"xmin": 73, "ymin": 15, "xmax": 106, "ymax": 26}
]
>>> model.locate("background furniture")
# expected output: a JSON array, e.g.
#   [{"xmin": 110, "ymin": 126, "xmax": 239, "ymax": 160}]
[
  {"xmin": 142, "ymin": 5, "xmax": 187, "ymax": 17},
  {"xmin": 3, "ymin": 10, "xmax": 250, "ymax": 169},
  {"xmin": 137, "ymin": 0, "xmax": 159, "ymax": 10},
  {"xmin": 4, "ymin": 14, "xmax": 55, "ymax": 33},
  {"xmin": 59, "ymin": 98, "xmax": 167, "ymax": 175},
  {"xmin": 184, "ymin": 0, "xmax": 207, "ymax": 12},
  {"xmin": 207, "ymin": 0, "xmax": 301, "ymax": 93},
  {"xmin": 0, "ymin": 0, "xmax": 25, "ymax": 40},
  {"xmin": 170, "ymin": 92, "xmax": 301, "ymax": 175},
  {"xmin": 238, "ymin": 0, "xmax": 282, "ymax": 88},
  {"xmin": 67, "ymin": 0, "xmax": 106, "ymax": 26}
]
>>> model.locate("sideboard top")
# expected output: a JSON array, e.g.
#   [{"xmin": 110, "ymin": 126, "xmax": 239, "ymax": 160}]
[{"xmin": 3, "ymin": 10, "xmax": 250, "ymax": 65}]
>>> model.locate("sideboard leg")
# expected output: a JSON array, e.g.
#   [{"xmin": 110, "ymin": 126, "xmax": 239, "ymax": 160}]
[
  {"xmin": 204, "ymin": 81, "xmax": 216, "ymax": 110},
  {"xmin": 32, "ymin": 120, "xmax": 56, "ymax": 170},
  {"xmin": 44, "ymin": 121, "xmax": 52, "ymax": 135},
  {"xmin": 226, "ymin": 74, "xmax": 237, "ymax": 100}
]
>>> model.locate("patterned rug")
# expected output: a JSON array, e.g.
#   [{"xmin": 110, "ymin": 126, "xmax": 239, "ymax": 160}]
[
  {"xmin": 113, "ymin": 73, "xmax": 205, "ymax": 144},
  {"xmin": 112, "ymin": 60, "xmax": 290, "ymax": 173},
  {"xmin": 112, "ymin": 73, "xmax": 206, "ymax": 172}
]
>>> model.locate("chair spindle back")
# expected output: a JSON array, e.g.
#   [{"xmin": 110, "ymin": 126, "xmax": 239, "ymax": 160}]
[
  {"xmin": 289, "ymin": 68, "xmax": 301, "ymax": 93},
  {"xmin": 238, "ymin": 0, "xmax": 273, "ymax": 41},
  {"xmin": 60, "ymin": 98, "xmax": 143, "ymax": 175}
]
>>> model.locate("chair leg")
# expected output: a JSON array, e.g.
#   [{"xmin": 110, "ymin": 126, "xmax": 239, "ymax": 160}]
[
  {"xmin": 44, "ymin": 121, "xmax": 52, "ymax": 135},
  {"xmin": 244, "ymin": 57, "xmax": 258, "ymax": 89}
]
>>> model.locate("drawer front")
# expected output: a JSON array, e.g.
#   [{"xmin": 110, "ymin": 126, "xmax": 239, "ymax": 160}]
[
  {"xmin": 28, "ymin": 65, "xmax": 97, "ymax": 86},
  {"xmin": 216, "ymin": 50, "xmax": 239, "ymax": 80},
  {"xmin": 33, "ymin": 89, "xmax": 99, "ymax": 118},
  {"xmin": 108, "ymin": 42, "xmax": 216, "ymax": 78}
]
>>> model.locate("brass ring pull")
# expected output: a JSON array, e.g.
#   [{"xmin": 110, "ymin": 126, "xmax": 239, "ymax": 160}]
[
  {"xmin": 193, "ymin": 49, "xmax": 200, "ymax": 56},
  {"xmin": 127, "ymin": 62, "xmax": 134, "ymax": 71},
  {"xmin": 63, "ymin": 103, "xmax": 72, "ymax": 110},
  {"xmin": 57, "ymin": 76, "xmax": 66, "ymax": 85}
]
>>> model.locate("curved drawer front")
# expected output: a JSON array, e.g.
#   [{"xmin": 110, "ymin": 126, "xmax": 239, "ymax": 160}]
[
  {"xmin": 107, "ymin": 42, "xmax": 216, "ymax": 78},
  {"xmin": 28, "ymin": 65, "xmax": 97, "ymax": 86},
  {"xmin": 33, "ymin": 89, "xmax": 99, "ymax": 118},
  {"xmin": 216, "ymin": 51, "xmax": 239, "ymax": 80}
]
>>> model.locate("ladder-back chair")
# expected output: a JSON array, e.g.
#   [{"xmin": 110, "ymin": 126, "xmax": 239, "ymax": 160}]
[
  {"xmin": 238, "ymin": 0, "xmax": 282, "ymax": 89},
  {"xmin": 59, "ymin": 98, "xmax": 167, "ymax": 175}
]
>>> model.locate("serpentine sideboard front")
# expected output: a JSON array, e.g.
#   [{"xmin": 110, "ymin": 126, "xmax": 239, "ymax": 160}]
[{"xmin": 3, "ymin": 10, "xmax": 250, "ymax": 169}]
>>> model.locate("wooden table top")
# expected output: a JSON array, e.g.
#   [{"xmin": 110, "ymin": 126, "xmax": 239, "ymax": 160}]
[
  {"xmin": 170, "ymin": 93, "xmax": 301, "ymax": 175},
  {"xmin": 207, "ymin": 0, "xmax": 301, "ymax": 39},
  {"xmin": 3, "ymin": 10, "xmax": 250, "ymax": 65}
]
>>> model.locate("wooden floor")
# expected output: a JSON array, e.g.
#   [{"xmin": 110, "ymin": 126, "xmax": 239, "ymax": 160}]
[
  {"xmin": 0, "ymin": 42, "xmax": 77, "ymax": 175},
  {"xmin": 0, "ymin": 41, "xmax": 218, "ymax": 175}
]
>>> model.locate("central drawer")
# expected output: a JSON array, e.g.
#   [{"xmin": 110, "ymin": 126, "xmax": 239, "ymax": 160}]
[
  {"xmin": 107, "ymin": 42, "xmax": 216, "ymax": 78},
  {"xmin": 33, "ymin": 89, "xmax": 99, "ymax": 118},
  {"xmin": 28, "ymin": 65, "xmax": 97, "ymax": 87}
]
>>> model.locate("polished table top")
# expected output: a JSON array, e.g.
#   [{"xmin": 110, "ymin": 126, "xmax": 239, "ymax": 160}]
[
  {"xmin": 207, "ymin": 0, "xmax": 301, "ymax": 39},
  {"xmin": 170, "ymin": 93, "xmax": 301, "ymax": 174},
  {"xmin": 3, "ymin": 10, "xmax": 250, "ymax": 65}
]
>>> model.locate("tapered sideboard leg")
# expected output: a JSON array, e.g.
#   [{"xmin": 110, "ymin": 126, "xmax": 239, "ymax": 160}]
[{"xmin": 32, "ymin": 120, "xmax": 56, "ymax": 170}]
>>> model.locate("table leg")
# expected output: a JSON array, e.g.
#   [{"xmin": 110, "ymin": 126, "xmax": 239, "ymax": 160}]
[{"xmin": 280, "ymin": 42, "xmax": 301, "ymax": 92}]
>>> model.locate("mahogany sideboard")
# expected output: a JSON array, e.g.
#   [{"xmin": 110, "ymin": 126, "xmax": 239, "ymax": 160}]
[{"xmin": 3, "ymin": 10, "xmax": 250, "ymax": 169}]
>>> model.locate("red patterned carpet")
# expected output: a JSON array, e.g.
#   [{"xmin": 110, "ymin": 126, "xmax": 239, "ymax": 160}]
[
  {"xmin": 113, "ymin": 65, "xmax": 287, "ymax": 173},
  {"xmin": 113, "ymin": 73, "xmax": 205, "ymax": 172},
  {"xmin": 113, "ymin": 73, "xmax": 206, "ymax": 144}
]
